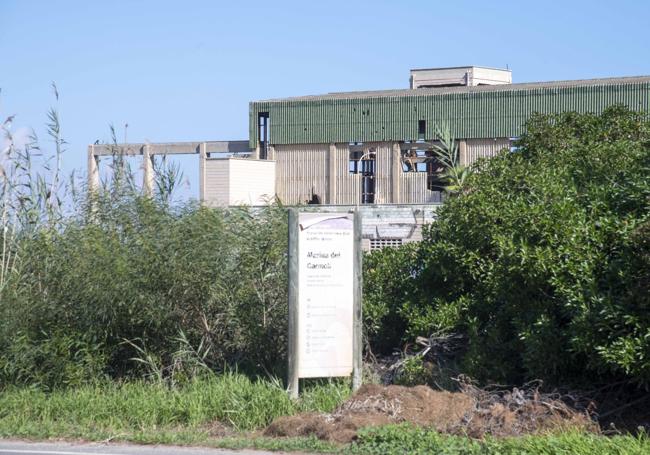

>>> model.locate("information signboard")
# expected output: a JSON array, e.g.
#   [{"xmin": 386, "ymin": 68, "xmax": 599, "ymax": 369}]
[
  {"xmin": 297, "ymin": 213, "xmax": 354, "ymax": 378},
  {"xmin": 287, "ymin": 209, "xmax": 362, "ymax": 398}
]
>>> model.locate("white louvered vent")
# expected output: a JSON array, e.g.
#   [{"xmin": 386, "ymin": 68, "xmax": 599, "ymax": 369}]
[{"xmin": 369, "ymin": 238, "xmax": 403, "ymax": 251}]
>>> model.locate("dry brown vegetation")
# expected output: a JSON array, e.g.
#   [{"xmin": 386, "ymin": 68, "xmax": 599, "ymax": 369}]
[{"xmin": 265, "ymin": 382, "xmax": 597, "ymax": 443}]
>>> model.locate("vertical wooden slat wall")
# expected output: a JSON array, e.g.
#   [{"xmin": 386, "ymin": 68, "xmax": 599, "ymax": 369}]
[
  {"xmin": 464, "ymin": 138, "xmax": 513, "ymax": 166},
  {"xmin": 274, "ymin": 144, "xmax": 328, "ymax": 205}
]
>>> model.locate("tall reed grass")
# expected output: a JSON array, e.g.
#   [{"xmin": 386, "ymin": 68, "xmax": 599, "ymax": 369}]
[{"xmin": 1, "ymin": 89, "xmax": 289, "ymax": 389}]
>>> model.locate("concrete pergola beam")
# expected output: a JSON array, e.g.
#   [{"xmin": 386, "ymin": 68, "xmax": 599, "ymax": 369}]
[
  {"xmin": 87, "ymin": 140, "xmax": 251, "ymax": 198},
  {"xmin": 90, "ymin": 140, "xmax": 251, "ymax": 157}
]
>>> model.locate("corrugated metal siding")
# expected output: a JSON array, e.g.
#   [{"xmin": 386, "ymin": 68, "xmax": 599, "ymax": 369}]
[
  {"xmin": 274, "ymin": 144, "xmax": 328, "ymax": 204},
  {"xmin": 463, "ymin": 138, "xmax": 512, "ymax": 166},
  {"xmin": 374, "ymin": 143, "xmax": 392, "ymax": 204},
  {"xmin": 250, "ymin": 82, "xmax": 650, "ymax": 147},
  {"xmin": 333, "ymin": 144, "xmax": 362, "ymax": 204},
  {"xmin": 399, "ymin": 172, "xmax": 441, "ymax": 204}
]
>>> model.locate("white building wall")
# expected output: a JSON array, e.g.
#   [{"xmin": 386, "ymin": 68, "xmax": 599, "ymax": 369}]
[
  {"xmin": 471, "ymin": 67, "xmax": 512, "ymax": 86},
  {"xmin": 204, "ymin": 159, "xmax": 230, "ymax": 207},
  {"xmin": 228, "ymin": 159, "xmax": 276, "ymax": 205},
  {"xmin": 203, "ymin": 158, "xmax": 275, "ymax": 207}
]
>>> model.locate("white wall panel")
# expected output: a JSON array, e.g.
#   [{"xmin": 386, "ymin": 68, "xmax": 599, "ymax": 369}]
[
  {"xmin": 203, "ymin": 158, "xmax": 275, "ymax": 207},
  {"xmin": 228, "ymin": 159, "xmax": 276, "ymax": 205},
  {"xmin": 204, "ymin": 159, "xmax": 230, "ymax": 207}
]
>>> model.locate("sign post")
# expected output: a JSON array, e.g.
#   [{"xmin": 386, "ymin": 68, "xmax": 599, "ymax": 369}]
[{"xmin": 287, "ymin": 209, "xmax": 362, "ymax": 398}]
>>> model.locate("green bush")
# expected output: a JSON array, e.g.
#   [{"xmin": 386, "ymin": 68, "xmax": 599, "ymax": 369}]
[
  {"xmin": 0, "ymin": 194, "xmax": 289, "ymax": 387},
  {"xmin": 362, "ymin": 243, "xmax": 421, "ymax": 354},
  {"xmin": 408, "ymin": 106, "xmax": 650, "ymax": 385}
]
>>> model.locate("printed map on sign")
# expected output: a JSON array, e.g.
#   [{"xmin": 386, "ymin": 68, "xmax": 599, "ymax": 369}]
[{"xmin": 297, "ymin": 213, "xmax": 354, "ymax": 378}]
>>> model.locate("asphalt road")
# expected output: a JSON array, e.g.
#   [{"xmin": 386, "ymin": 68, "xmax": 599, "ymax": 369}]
[{"xmin": 0, "ymin": 440, "xmax": 303, "ymax": 455}]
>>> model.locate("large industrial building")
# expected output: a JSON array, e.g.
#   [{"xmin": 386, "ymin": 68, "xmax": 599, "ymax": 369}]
[{"xmin": 87, "ymin": 66, "xmax": 650, "ymax": 247}]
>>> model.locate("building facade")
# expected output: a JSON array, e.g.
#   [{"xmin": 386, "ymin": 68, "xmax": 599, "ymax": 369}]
[{"xmin": 87, "ymin": 67, "xmax": 650, "ymax": 245}]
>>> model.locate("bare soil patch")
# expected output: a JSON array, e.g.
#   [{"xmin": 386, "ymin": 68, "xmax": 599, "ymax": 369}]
[{"xmin": 265, "ymin": 382, "xmax": 597, "ymax": 443}]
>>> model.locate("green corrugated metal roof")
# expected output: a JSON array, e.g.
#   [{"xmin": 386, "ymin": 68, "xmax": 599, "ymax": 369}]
[{"xmin": 249, "ymin": 77, "xmax": 650, "ymax": 148}]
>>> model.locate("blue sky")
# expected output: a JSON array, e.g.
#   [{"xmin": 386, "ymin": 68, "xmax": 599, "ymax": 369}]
[{"xmin": 2, "ymin": 0, "xmax": 650, "ymax": 198}]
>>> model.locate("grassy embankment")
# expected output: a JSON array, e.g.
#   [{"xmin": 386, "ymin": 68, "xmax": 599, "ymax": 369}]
[{"xmin": 1, "ymin": 374, "xmax": 648, "ymax": 454}]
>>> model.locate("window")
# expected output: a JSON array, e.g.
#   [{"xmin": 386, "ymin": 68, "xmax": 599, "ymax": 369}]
[
  {"xmin": 426, "ymin": 155, "xmax": 447, "ymax": 191},
  {"xmin": 350, "ymin": 147, "xmax": 376, "ymax": 204},
  {"xmin": 400, "ymin": 144, "xmax": 449, "ymax": 192},
  {"xmin": 349, "ymin": 150, "xmax": 363, "ymax": 174},
  {"xmin": 418, "ymin": 120, "xmax": 426, "ymax": 141},
  {"xmin": 258, "ymin": 112, "xmax": 269, "ymax": 159},
  {"xmin": 360, "ymin": 155, "xmax": 376, "ymax": 204},
  {"xmin": 509, "ymin": 137, "xmax": 520, "ymax": 153},
  {"xmin": 402, "ymin": 149, "xmax": 428, "ymax": 172}
]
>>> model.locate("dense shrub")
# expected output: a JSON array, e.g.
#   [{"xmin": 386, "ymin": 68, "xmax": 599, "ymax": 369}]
[
  {"xmin": 0, "ymin": 195, "xmax": 288, "ymax": 388},
  {"xmin": 362, "ymin": 243, "xmax": 420, "ymax": 354},
  {"xmin": 3, "ymin": 104, "xmax": 649, "ymax": 391},
  {"xmin": 388, "ymin": 106, "xmax": 650, "ymax": 386}
]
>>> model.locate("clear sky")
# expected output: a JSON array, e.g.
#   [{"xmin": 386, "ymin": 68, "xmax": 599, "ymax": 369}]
[{"xmin": 2, "ymin": 0, "xmax": 650, "ymax": 199}]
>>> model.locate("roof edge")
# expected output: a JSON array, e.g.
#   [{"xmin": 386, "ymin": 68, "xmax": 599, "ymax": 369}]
[{"xmin": 253, "ymin": 75, "xmax": 650, "ymax": 104}]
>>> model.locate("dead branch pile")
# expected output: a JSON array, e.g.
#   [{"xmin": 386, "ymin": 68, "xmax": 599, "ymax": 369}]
[
  {"xmin": 265, "ymin": 380, "xmax": 596, "ymax": 443},
  {"xmin": 451, "ymin": 376, "xmax": 598, "ymax": 438}
]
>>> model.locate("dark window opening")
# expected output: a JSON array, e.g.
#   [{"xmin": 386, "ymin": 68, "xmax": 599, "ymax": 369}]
[
  {"xmin": 349, "ymin": 150, "xmax": 363, "ymax": 174},
  {"xmin": 402, "ymin": 149, "xmax": 429, "ymax": 172},
  {"xmin": 426, "ymin": 155, "xmax": 447, "ymax": 192},
  {"xmin": 360, "ymin": 153, "xmax": 376, "ymax": 204},
  {"xmin": 258, "ymin": 112, "xmax": 269, "ymax": 159},
  {"xmin": 509, "ymin": 137, "xmax": 520, "ymax": 153},
  {"xmin": 400, "ymin": 145, "xmax": 448, "ymax": 192},
  {"xmin": 418, "ymin": 120, "xmax": 426, "ymax": 141}
]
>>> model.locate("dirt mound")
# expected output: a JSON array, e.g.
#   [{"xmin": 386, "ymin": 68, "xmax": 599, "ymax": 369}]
[{"xmin": 265, "ymin": 383, "xmax": 596, "ymax": 443}]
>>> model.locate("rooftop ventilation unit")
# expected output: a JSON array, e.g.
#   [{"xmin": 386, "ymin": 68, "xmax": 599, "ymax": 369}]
[{"xmin": 409, "ymin": 66, "xmax": 512, "ymax": 89}]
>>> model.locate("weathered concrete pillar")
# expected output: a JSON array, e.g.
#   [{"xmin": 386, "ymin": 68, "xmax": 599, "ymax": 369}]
[
  {"xmin": 252, "ymin": 144, "xmax": 260, "ymax": 160},
  {"xmin": 267, "ymin": 145, "xmax": 275, "ymax": 161},
  {"xmin": 459, "ymin": 139, "xmax": 468, "ymax": 166},
  {"xmin": 142, "ymin": 144, "xmax": 154, "ymax": 196},
  {"xmin": 391, "ymin": 142, "xmax": 401, "ymax": 203},
  {"xmin": 199, "ymin": 142, "xmax": 208, "ymax": 203},
  {"xmin": 328, "ymin": 143, "xmax": 337, "ymax": 204},
  {"xmin": 87, "ymin": 145, "xmax": 99, "ymax": 193}
]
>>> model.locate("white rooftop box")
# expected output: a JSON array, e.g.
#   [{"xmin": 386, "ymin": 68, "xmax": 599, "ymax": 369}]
[
  {"xmin": 203, "ymin": 158, "xmax": 276, "ymax": 207},
  {"xmin": 410, "ymin": 66, "xmax": 512, "ymax": 89}
]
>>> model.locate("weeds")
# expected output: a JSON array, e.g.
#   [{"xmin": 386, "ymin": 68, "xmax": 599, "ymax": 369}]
[
  {"xmin": 0, "ymin": 374, "xmax": 350, "ymax": 434},
  {"xmin": 347, "ymin": 425, "xmax": 650, "ymax": 455}
]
